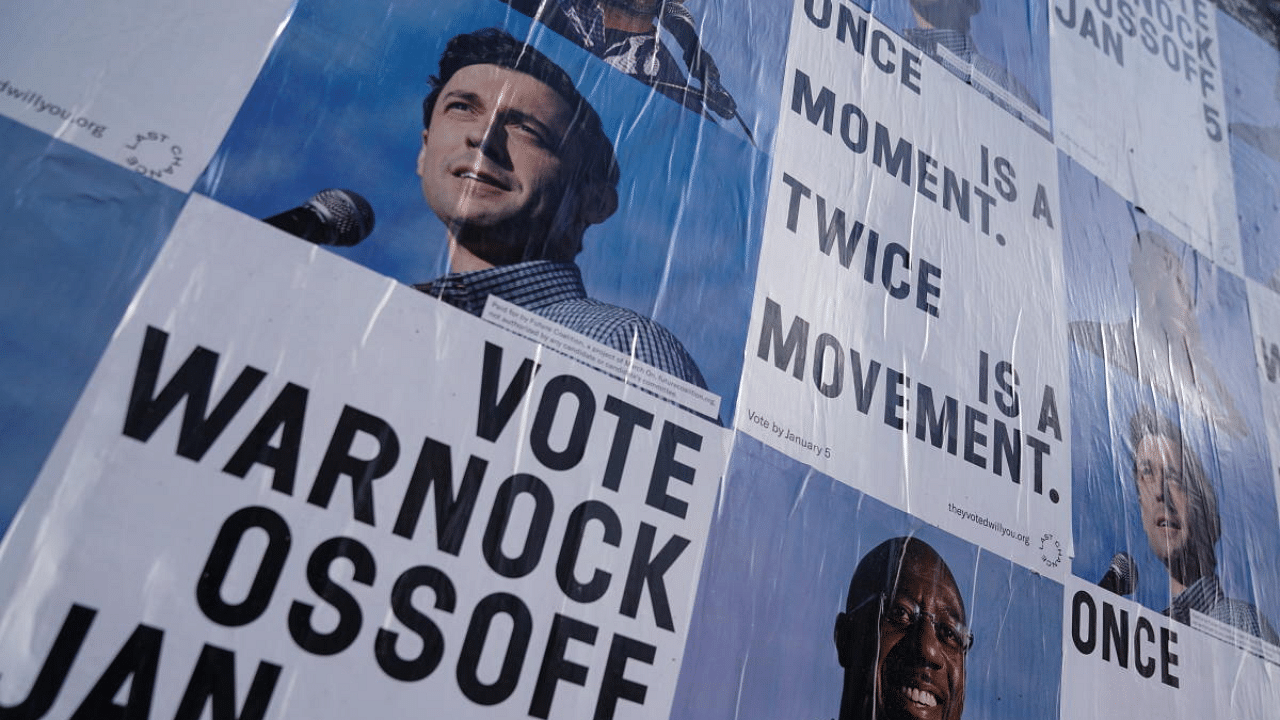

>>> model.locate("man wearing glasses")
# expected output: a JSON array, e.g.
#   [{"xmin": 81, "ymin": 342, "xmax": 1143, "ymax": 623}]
[{"xmin": 833, "ymin": 537, "xmax": 971, "ymax": 720}]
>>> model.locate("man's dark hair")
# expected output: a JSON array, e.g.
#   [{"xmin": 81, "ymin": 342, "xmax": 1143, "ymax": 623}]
[
  {"xmin": 1129, "ymin": 406, "xmax": 1221, "ymax": 569},
  {"xmin": 423, "ymin": 28, "xmax": 620, "ymax": 192}
]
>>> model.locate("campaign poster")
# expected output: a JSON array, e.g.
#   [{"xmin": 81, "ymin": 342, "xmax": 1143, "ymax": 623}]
[
  {"xmin": 738, "ymin": 0, "xmax": 1070, "ymax": 573},
  {"xmin": 0, "ymin": 115, "xmax": 186, "ymax": 539},
  {"xmin": 1050, "ymin": 0, "xmax": 1242, "ymax": 273},
  {"xmin": 195, "ymin": 0, "xmax": 780, "ymax": 424},
  {"xmin": 1062, "ymin": 155, "xmax": 1280, "ymax": 655},
  {"xmin": 670, "ymin": 435, "xmax": 1064, "ymax": 720},
  {"xmin": 0, "ymin": 0, "xmax": 293, "ymax": 191},
  {"xmin": 1060, "ymin": 575, "xmax": 1280, "ymax": 719},
  {"xmin": 1247, "ymin": 280, "xmax": 1280, "ymax": 500},
  {"xmin": 851, "ymin": 0, "xmax": 1053, "ymax": 136},
  {"xmin": 0, "ymin": 195, "xmax": 728, "ymax": 719},
  {"xmin": 1220, "ymin": 11, "xmax": 1280, "ymax": 293}
]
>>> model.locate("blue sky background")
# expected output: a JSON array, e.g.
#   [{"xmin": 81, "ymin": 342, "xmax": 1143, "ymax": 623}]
[
  {"xmin": 671, "ymin": 435, "xmax": 1063, "ymax": 720},
  {"xmin": 196, "ymin": 0, "xmax": 793, "ymax": 419},
  {"xmin": 0, "ymin": 116, "xmax": 186, "ymax": 539},
  {"xmin": 1060, "ymin": 153, "xmax": 1280, "ymax": 629}
]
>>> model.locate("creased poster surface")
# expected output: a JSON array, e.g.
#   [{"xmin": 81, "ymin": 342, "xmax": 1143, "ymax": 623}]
[
  {"xmin": 0, "ymin": 196, "xmax": 726, "ymax": 718},
  {"xmin": 0, "ymin": 116, "xmax": 185, "ymax": 536},
  {"xmin": 3, "ymin": 0, "xmax": 1280, "ymax": 718},
  {"xmin": 672, "ymin": 435, "xmax": 1064, "ymax": 720},
  {"xmin": 739, "ymin": 0, "xmax": 1070, "ymax": 574},
  {"xmin": 1050, "ymin": 0, "xmax": 1242, "ymax": 272},
  {"xmin": 1064, "ymin": 155, "xmax": 1280, "ymax": 642},
  {"xmin": 0, "ymin": 0, "xmax": 293, "ymax": 191},
  {"xmin": 1247, "ymin": 281, "xmax": 1280, "ymax": 512},
  {"xmin": 1061, "ymin": 574, "xmax": 1280, "ymax": 719},
  {"xmin": 195, "ymin": 0, "xmax": 779, "ymax": 425},
  {"xmin": 1222, "ymin": 11, "xmax": 1280, "ymax": 292}
]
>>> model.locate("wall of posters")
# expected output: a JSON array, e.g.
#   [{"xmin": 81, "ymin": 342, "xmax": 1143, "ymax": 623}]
[{"xmin": 2, "ymin": 0, "xmax": 1279, "ymax": 717}]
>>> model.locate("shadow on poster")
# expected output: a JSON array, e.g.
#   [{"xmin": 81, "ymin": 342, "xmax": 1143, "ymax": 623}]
[
  {"xmin": 1061, "ymin": 154, "xmax": 1280, "ymax": 646},
  {"xmin": 196, "ymin": 0, "xmax": 772, "ymax": 422},
  {"xmin": 670, "ymin": 435, "xmax": 1063, "ymax": 720},
  {"xmin": 0, "ymin": 115, "xmax": 185, "ymax": 539}
]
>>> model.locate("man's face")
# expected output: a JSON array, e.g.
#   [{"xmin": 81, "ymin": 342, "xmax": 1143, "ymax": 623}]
[
  {"xmin": 419, "ymin": 64, "xmax": 585, "ymax": 265},
  {"xmin": 1135, "ymin": 435, "xmax": 1195, "ymax": 566},
  {"xmin": 871, "ymin": 546, "xmax": 967, "ymax": 720}
]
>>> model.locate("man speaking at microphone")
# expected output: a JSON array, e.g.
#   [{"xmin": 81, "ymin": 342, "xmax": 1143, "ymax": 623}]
[
  {"xmin": 412, "ymin": 28, "xmax": 706, "ymax": 389},
  {"xmin": 1126, "ymin": 407, "xmax": 1278, "ymax": 642}
]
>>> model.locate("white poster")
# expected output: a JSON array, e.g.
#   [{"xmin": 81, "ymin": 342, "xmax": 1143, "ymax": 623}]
[
  {"xmin": 1051, "ymin": 0, "xmax": 1242, "ymax": 272},
  {"xmin": 0, "ymin": 0, "xmax": 292, "ymax": 191},
  {"xmin": 738, "ymin": 0, "xmax": 1070, "ymax": 575},
  {"xmin": 0, "ymin": 195, "xmax": 726, "ymax": 719}
]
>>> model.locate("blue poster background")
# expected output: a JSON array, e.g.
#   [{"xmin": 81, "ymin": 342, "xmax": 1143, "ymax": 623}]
[
  {"xmin": 856, "ymin": 0, "xmax": 1052, "ymax": 125},
  {"xmin": 671, "ymin": 435, "xmax": 1063, "ymax": 720},
  {"xmin": 196, "ymin": 0, "xmax": 787, "ymax": 419}
]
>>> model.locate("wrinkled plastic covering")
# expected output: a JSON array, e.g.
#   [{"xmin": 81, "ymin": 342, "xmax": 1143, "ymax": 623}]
[{"xmin": 0, "ymin": 0, "xmax": 1278, "ymax": 716}]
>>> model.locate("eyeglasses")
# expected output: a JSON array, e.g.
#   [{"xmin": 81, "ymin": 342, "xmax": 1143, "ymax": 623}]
[{"xmin": 880, "ymin": 595, "xmax": 974, "ymax": 653}]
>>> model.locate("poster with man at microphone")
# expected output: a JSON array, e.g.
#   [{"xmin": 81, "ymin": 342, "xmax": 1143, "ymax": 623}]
[
  {"xmin": 1061, "ymin": 154, "xmax": 1280, "ymax": 659},
  {"xmin": 196, "ymin": 0, "xmax": 790, "ymax": 424}
]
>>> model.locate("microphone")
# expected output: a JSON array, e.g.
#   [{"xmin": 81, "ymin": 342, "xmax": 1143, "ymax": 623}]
[
  {"xmin": 1099, "ymin": 552, "xmax": 1138, "ymax": 596},
  {"xmin": 262, "ymin": 189, "xmax": 375, "ymax": 246}
]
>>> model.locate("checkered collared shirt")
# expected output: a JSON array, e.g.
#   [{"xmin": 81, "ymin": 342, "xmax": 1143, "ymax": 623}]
[
  {"xmin": 1165, "ymin": 574, "xmax": 1280, "ymax": 643},
  {"xmin": 414, "ymin": 260, "xmax": 707, "ymax": 389}
]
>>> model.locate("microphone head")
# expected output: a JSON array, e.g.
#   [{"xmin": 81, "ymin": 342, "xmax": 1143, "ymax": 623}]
[
  {"xmin": 305, "ymin": 189, "xmax": 375, "ymax": 246},
  {"xmin": 1105, "ymin": 552, "xmax": 1138, "ymax": 596}
]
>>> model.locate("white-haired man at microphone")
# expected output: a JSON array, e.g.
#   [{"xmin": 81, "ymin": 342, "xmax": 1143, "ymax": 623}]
[
  {"xmin": 411, "ymin": 28, "xmax": 707, "ymax": 390},
  {"xmin": 1124, "ymin": 406, "xmax": 1278, "ymax": 642}
]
